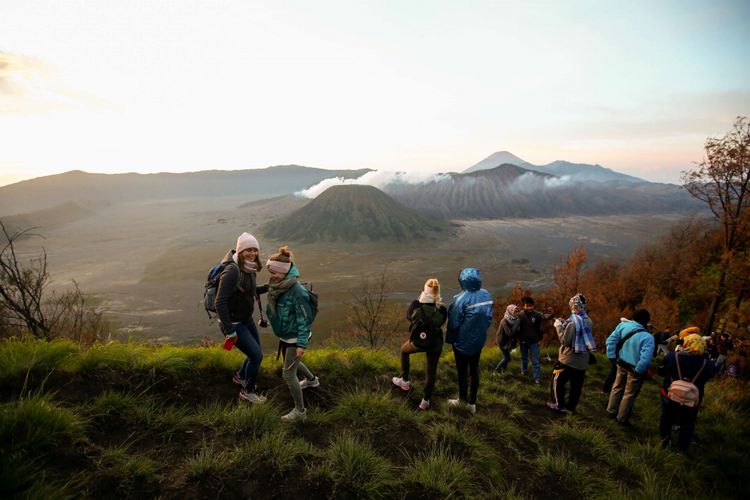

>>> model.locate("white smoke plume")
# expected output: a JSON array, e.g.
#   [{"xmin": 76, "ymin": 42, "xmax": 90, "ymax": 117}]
[
  {"xmin": 296, "ymin": 170, "xmax": 451, "ymax": 199},
  {"xmin": 510, "ymin": 172, "xmax": 574, "ymax": 193}
]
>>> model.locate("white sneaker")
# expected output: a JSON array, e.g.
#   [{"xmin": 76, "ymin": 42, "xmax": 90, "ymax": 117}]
[
  {"xmin": 239, "ymin": 389, "xmax": 267, "ymax": 404},
  {"xmin": 281, "ymin": 408, "xmax": 307, "ymax": 422},
  {"xmin": 467, "ymin": 403, "xmax": 476, "ymax": 414},
  {"xmin": 392, "ymin": 376, "xmax": 411, "ymax": 391},
  {"xmin": 299, "ymin": 376, "xmax": 320, "ymax": 389},
  {"xmin": 448, "ymin": 398, "xmax": 461, "ymax": 407},
  {"xmin": 418, "ymin": 399, "xmax": 430, "ymax": 411}
]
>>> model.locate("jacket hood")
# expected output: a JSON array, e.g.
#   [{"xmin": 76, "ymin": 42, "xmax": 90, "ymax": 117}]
[
  {"xmin": 221, "ymin": 249, "xmax": 235, "ymax": 263},
  {"xmin": 287, "ymin": 263, "xmax": 300, "ymax": 279},
  {"xmin": 459, "ymin": 268, "xmax": 482, "ymax": 292}
]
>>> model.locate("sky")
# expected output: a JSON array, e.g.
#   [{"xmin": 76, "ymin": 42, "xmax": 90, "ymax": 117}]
[{"xmin": 1, "ymin": 0, "xmax": 748, "ymax": 187}]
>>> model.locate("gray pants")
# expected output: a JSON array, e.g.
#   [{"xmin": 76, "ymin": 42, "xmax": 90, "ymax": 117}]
[
  {"xmin": 607, "ymin": 364, "xmax": 644, "ymax": 423},
  {"xmin": 282, "ymin": 345, "xmax": 315, "ymax": 411}
]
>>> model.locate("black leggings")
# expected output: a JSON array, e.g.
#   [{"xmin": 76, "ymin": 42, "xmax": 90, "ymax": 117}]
[
  {"xmin": 401, "ymin": 341, "xmax": 442, "ymax": 401},
  {"xmin": 453, "ymin": 350, "xmax": 481, "ymax": 404},
  {"xmin": 550, "ymin": 363, "xmax": 586, "ymax": 411}
]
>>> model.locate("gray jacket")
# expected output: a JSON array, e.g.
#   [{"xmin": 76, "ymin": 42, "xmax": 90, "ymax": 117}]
[{"xmin": 554, "ymin": 317, "xmax": 593, "ymax": 371}]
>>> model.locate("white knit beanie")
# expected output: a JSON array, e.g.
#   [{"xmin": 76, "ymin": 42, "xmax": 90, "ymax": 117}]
[{"xmin": 236, "ymin": 232, "xmax": 259, "ymax": 254}]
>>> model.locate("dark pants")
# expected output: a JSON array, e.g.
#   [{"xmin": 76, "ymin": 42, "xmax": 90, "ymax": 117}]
[
  {"xmin": 495, "ymin": 347, "xmax": 511, "ymax": 371},
  {"xmin": 603, "ymin": 358, "xmax": 617, "ymax": 392},
  {"xmin": 550, "ymin": 363, "xmax": 586, "ymax": 411},
  {"xmin": 659, "ymin": 395, "xmax": 699, "ymax": 453},
  {"xmin": 400, "ymin": 341, "xmax": 442, "ymax": 401},
  {"xmin": 233, "ymin": 321, "xmax": 263, "ymax": 391},
  {"xmin": 454, "ymin": 349, "xmax": 481, "ymax": 405}
]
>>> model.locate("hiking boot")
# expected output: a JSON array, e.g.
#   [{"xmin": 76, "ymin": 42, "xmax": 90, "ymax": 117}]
[
  {"xmin": 392, "ymin": 376, "xmax": 411, "ymax": 391},
  {"xmin": 448, "ymin": 398, "xmax": 461, "ymax": 407},
  {"xmin": 239, "ymin": 389, "xmax": 267, "ymax": 404},
  {"xmin": 300, "ymin": 376, "xmax": 320, "ymax": 389},
  {"xmin": 534, "ymin": 379, "xmax": 541, "ymax": 386},
  {"xmin": 467, "ymin": 403, "xmax": 477, "ymax": 414},
  {"xmin": 232, "ymin": 373, "xmax": 244, "ymax": 386},
  {"xmin": 281, "ymin": 408, "xmax": 307, "ymax": 422},
  {"xmin": 418, "ymin": 399, "xmax": 430, "ymax": 411}
]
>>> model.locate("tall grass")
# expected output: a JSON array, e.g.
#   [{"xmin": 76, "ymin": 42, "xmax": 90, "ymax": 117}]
[
  {"xmin": 319, "ymin": 433, "xmax": 394, "ymax": 499},
  {"xmin": 231, "ymin": 430, "xmax": 312, "ymax": 476},
  {"xmin": 224, "ymin": 402, "xmax": 280, "ymax": 437},
  {"xmin": 534, "ymin": 450, "xmax": 595, "ymax": 497},
  {"xmin": 330, "ymin": 387, "xmax": 415, "ymax": 428},
  {"xmin": 0, "ymin": 394, "xmax": 84, "ymax": 499},
  {"xmin": 185, "ymin": 444, "xmax": 231, "ymax": 481},
  {"xmin": 405, "ymin": 446, "xmax": 472, "ymax": 497},
  {"xmin": 98, "ymin": 445, "xmax": 160, "ymax": 482},
  {"xmin": 0, "ymin": 338, "xmax": 79, "ymax": 382}
]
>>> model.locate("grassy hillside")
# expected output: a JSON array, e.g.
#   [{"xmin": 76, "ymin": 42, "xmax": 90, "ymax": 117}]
[{"xmin": 1, "ymin": 339, "xmax": 747, "ymax": 499}]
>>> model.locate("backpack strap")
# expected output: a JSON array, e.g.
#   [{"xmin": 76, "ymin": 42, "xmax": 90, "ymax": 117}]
[
  {"xmin": 676, "ymin": 352, "xmax": 683, "ymax": 381},
  {"xmin": 616, "ymin": 328, "xmax": 645, "ymax": 357},
  {"xmin": 689, "ymin": 358, "xmax": 707, "ymax": 383}
]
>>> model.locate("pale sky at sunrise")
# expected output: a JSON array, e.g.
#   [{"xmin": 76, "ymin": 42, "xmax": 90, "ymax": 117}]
[{"xmin": 1, "ymin": 0, "xmax": 748, "ymax": 187}]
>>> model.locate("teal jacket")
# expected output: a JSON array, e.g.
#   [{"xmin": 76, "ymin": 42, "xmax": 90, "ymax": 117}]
[
  {"xmin": 605, "ymin": 321, "xmax": 654, "ymax": 375},
  {"xmin": 265, "ymin": 264, "xmax": 313, "ymax": 349}
]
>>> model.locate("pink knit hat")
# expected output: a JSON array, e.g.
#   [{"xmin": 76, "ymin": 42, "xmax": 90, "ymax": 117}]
[{"xmin": 236, "ymin": 232, "xmax": 259, "ymax": 254}]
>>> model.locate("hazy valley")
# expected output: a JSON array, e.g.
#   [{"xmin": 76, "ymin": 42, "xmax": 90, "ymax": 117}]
[{"xmin": 0, "ymin": 156, "xmax": 703, "ymax": 344}]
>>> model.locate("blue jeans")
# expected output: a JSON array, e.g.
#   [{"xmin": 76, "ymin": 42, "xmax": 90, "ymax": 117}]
[
  {"xmin": 495, "ymin": 347, "xmax": 511, "ymax": 371},
  {"xmin": 233, "ymin": 322, "xmax": 263, "ymax": 391},
  {"xmin": 520, "ymin": 342, "xmax": 541, "ymax": 381}
]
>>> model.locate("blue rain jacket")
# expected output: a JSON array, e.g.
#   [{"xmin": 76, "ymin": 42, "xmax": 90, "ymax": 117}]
[{"xmin": 447, "ymin": 268, "xmax": 494, "ymax": 356}]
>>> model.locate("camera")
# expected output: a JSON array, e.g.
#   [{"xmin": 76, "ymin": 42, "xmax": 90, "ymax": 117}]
[{"xmin": 258, "ymin": 318, "xmax": 269, "ymax": 328}]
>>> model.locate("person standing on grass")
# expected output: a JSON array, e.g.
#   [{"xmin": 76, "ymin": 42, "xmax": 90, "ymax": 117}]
[
  {"xmin": 602, "ymin": 316, "xmax": 643, "ymax": 393},
  {"xmin": 606, "ymin": 308, "xmax": 655, "ymax": 426},
  {"xmin": 518, "ymin": 296, "xmax": 544, "ymax": 385},
  {"xmin": 446, "ymin": 268, "xmax": 493, "ymax": 413},
  {"xmin": 265, "ymin": 246, "xmax": 320, "ymax": 422},
  {"xmin": 392, "ymin": 278, "xmax": 448, "ymax": 411},
  {"xmin": 214, "ymin": 232, "xmax": 268, "ymax": 404},
  {"xmin": 658, "ymin": 334, "xmax": 715, "ymax": 455},
  {"xmin": 547, "ymin": 293, "xmax": 595, "ymax": 414},
  {"xmin": 494, "ymin": 305, "xmax": 520, "ymax": 372}
]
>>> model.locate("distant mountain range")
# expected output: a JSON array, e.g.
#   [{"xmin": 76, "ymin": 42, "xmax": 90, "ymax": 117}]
[
  {"xmin": 0, "ymin": 158, "xmax": 700, "ymax": 234},
  {"xmin": 464, "ymin": 151, "xmax": 646, "ymax": 183},
  {"xmin": 384, "ymin": 164, "xmax": 696, "ymax": 218},
  {"xmin": 262, "ymin": 185, "xmax": 446, "ymax": 242},
  {"xmin": 0, "ymin": 165, "xmax": 371, "ymax": 215}
]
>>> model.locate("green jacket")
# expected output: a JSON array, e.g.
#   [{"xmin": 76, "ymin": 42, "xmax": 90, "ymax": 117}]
[{"xmin": 266, "ymin": 264, "xmax": 313, "ymax": 349}]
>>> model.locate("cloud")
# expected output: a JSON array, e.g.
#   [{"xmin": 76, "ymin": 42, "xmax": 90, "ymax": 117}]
[
  {"xmin": 295, "ymin": 170, "xmax": 451, "ymax": 198},
  {"xmin": 0, "ymin": 50, "xmax": 103, "ymax": 115},
  {"xmin": 510, "ymin": 172, "xmax": 573, "ymax": 193}
]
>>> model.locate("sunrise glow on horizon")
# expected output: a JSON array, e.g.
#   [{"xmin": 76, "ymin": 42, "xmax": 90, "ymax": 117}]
[{"xmin": 1, "ymin": 0, "xmax": 749, "ymax": 187}]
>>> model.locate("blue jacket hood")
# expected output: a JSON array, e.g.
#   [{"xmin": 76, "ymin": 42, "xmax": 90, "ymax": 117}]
[
  {"xmin": 286, "ymin": 263, "xmax": 301, "ymax": 279},
  {"xmin": 459, "ymin": 268, "xmax": 482, "ymax": 292}
]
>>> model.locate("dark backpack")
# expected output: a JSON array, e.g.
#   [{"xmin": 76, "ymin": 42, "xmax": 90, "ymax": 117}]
[
  {"xmin": 409, "ymin": 304, "xmax": 444, "ymax": 350},
  {"xmin": 203, "ymin": 259, "xmax": 236, "ymax": 318},
  {"xmin": 293, "ymin": 282, "xmax": 319, "ymax": 323}
]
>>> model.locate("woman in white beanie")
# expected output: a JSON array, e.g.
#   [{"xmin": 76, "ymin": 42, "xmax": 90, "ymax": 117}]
[
  {"xmin": 392, "ymin": 278, "xmax": 447, "ymax": 411},
  {"xmin": 265, "ymin": 246, "xmax": 319, "ymax": 422},
  {"xmin": 215, "ymin": 232, "xmax": 267, "ymax": 404}
]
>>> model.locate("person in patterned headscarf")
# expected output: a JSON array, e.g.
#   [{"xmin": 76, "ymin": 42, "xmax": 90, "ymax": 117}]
[
  {"xmin": 658, "ymin": 334, "xmax": 715, "ymax": 454},
  {"xmin": 547, "ymin": 293, "xmax": 595, "ymax": 413},
  {"xmin": 494, "ymin": 304, "xmax": 520, "ymax": 373}
]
